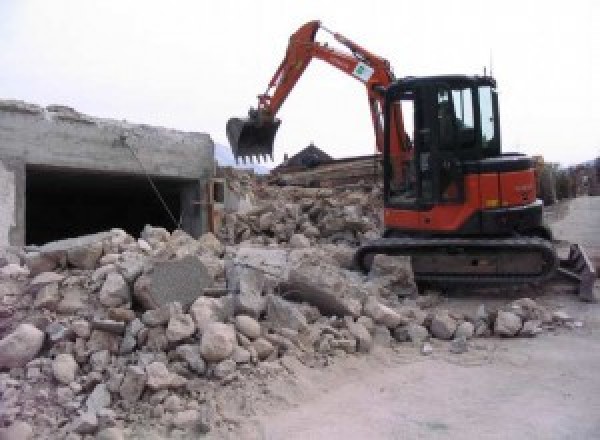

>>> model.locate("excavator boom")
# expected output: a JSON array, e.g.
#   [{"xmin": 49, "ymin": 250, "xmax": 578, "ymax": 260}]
[{"xmin": 226, "ymin": 20, "xmax": 405, "ymax": 163}]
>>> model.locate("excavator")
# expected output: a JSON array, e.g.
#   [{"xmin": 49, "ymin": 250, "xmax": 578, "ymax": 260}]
[{"xmin": 227, "ymin": 21, "xmax": 596, "ymax": 300}]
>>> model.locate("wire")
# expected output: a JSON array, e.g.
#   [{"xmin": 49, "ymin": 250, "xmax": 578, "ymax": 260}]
[{"xmin": 122, "ymin": 136, "xmax": 181, "ymax": 230}]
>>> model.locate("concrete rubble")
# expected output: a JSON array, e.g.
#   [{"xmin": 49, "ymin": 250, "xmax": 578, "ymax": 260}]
[{"xmin": 0, "ymin": 171, "xmax": 588, "ymax": 439}]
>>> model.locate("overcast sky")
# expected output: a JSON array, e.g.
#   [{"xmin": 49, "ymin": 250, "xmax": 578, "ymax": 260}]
[{"xmin": 1, "ymin": 0, "xmax": 598, "ymax": 166}]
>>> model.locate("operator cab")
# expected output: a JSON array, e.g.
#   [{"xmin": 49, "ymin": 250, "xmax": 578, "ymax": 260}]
[{"xmin": 384, "ymin": 75, "xmax": 531, "ymax": 209}]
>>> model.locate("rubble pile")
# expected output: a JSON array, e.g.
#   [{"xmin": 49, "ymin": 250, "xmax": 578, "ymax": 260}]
[
  {"xmin": 0, "ymin": 226, "xmax": 582, "ymax": 439},
  {"xmin": 219, "ymin": 171, "xmax": 383, "ymax": 245}
]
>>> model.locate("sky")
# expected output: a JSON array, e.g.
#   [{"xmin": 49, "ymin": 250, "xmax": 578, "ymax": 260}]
[{"xmin": 1, "ymin": 0, "xmax": 598, "ymax": 167}]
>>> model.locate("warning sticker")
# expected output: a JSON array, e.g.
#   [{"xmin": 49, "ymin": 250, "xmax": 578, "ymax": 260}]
[{"xmin": 352, "ymin": 62, "xmax": 374, "ymax": 82}]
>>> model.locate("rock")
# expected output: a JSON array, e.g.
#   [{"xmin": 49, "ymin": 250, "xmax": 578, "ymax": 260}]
[
  {"xmin": 116, "ymin": 257, "xmax": 144, "ymax": 283},
  {"xmin": 0, "ymin": 323, "xmax": 45, "ymax": 368},
  {"xmin": 252, "ymin": 338, "xmax": 275, "ymax": 360},
  {"xmin": 166, "ymin": 303, "xmax": 196, "ymax": 343},
  {"xmin": 74, "ymin": 411, "xmax": 98, "ymax": 434},
  {"xmin": 89, "ymin": 350, "xmax": 111, "ymax": 371},
  {"xmin": 235, "ymin": 315, "xmax": 261, "ymax": 340},
  {"xmin": 0, "ymin": 421, "xmax": 33, "ymax": 440},
  {"xmin": 494, "ymin": 311, "xmax": 522, "ymax": 337},
  {"xmin": 170, "ymin": 409, "xmax": 210, "ymax": 433},
  {"xmin": 430, "ymin": 312, "xmax": 457, "ymax": 340},
  {"xmin": 52, "ymin": 353, "xmax": 77, "ymax": 384},
  {"xmin": 474, "ymin": 320, "xmax": 491, "ymax": 337},
  {"xmin": 141, "ymin": 225, "xmax": 170, "ymax": 243},
  {"xmin": 99, "ymin": 273, "xmax": 130, "ymax": 308},
  {"xmin": 45, "ymin": 321, "xmax": 72, "ymax": 343},
  {"xmin": 344, "ymin": 317, "xmax": 372, "ymax": 353},
  {"xmin": 96, "ymin": 427, "xmax": 124, "ymax": 440},
  {"xmin": 56, "ymin": 287, "xmax": 87, "ymax": 313},
  {"xmin": 283, "ymin": 262, "xmax": 364, "ymax": 317},
  {"xmin": 455, "ymin": 321, "xmax": 475, "ymax": 339},
  {"xmin": 141, "ymin": 305, "xmax": 170, "ymax": 327},
  {"xmin": 259, "ymin": 212, "xmax": 274, "ymax": 231},
  {"xmin": 33, "ymin": 282, "xmax": 61, "ymax": 310},
  {"xmin": 363, "ymin": 297, "xmax": 403, "ymax": 328},
  {"xmin": 0, "ymin": 263, "xmax": 29, "ymax": 280},
  {"xmin": 266, "ymin": 294, "xmax": 307, "ymax": 332},
  {"xmin": 119, "ymin": 365, "xmax": 147, "ymax": 402},
  {"xmin": 190, "ymin": 296, "xmax": 230, "ymax": 333},
  {"xmin": 449, "ymin": 336, "xmax": 468, "ymax": 354},
  {"xmin": 368, "ymin": 254, "xmax": 416, "ymax": 295},
  {"xmin": 92, "ymin": 319, "xmax": 126, "ymax": 335},
  {"xmin": 213, "ymin": 358, "xmax": 236, "ymax": 379},
  {"xmin": 134, "ymin": 256, "xmax": 213, "ymax": 310},
  {"xmin": 87, "ymin": 330, "xmax": 121, "ymax": 354},
  {"xmin": 520, "ymin": 320, "xmax": 543, "ymax": 337},
  {"xmin": 107, "ymin": 307, "xmax": 136, "ymax": 323},
  {"xmin": 96, "ymin": 408, "xmax": 117, "ymax": 429},
  {"xmin": 67, "ymin": 240, "xmax": 104, "ymax": 269},
  {"xmin": 552, "ymin": 310, "xmax": 574, "ymax": 324},
  {"xmin": 71, "ymin": 320, "xmax": 91, "ymax": 339},
  {"xmin": 289, "ymin": 234, "xmax": 310, "ymax": 248},
  {"xmin": 232, "ymin": 346, "xmax": 251, "ymax": 364},
  {"xmin": 421, "ymin": 342, "xmax": 433, "ymax": 355},
  {"xmin": 86, "ymin": 383, "xmax": 111, "ymax": 412},
  {"xmin": 372, "ymin": 325, "xmax": 392, "ymax": 347},
  {"xmin": 24, "ymin": 251, "xmax": 57, "ymax": 276},
  {"xmin": 394, "ymin": 323, "xmax": 429, "ymax": 344},
  {"xmin": 175, "ymin": 345, "xmax": 206, "ymax": 374},
  {"xmin": 29, "ymin": 271, "xmax": 65, "ymax": 290},
  {"xmin": 145, "ymin": 326, "xmax": 168, "ymax": 352},
  {"xmin": 356, "ymin": 315, "xmax": 374, "ymax": 332},
  {"xmin": 164, "ymin": 394, "xmax": 184, "ymax": 412},
  {"xmin": 199, "ymin": 323, "xmax": 236, "ymax": 362},
  {"xmin": 197, "ymin": 232, "xmax": 224, "ymax": 257},
  {"xmin": 146, "ymin": 361, "xmax": 174, "ymax": 391}
]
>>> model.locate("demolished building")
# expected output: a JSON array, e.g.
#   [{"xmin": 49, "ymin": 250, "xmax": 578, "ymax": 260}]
[{"xmin": 0, "ymin": 100, "xmax": 217, "ymax": 247}]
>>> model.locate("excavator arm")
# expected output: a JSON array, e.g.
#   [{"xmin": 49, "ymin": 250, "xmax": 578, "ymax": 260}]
[{"xmin": 226, "ymin": 20, "xmax": 407, "ymax": 164}]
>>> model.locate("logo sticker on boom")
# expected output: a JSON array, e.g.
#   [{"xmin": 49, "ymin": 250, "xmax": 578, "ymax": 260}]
[{"xmin": 352, "ymin": 62, "xmax": 374, "ymax": 82}]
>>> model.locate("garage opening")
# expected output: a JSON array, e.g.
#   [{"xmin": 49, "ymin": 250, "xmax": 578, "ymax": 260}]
[{"xmin": 25, "ymin": 166, "xmax": 191, "ymax": 245}]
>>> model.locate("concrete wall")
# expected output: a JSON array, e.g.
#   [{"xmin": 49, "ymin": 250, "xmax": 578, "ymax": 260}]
[{"xmin": 0, "ymin": 99, "xmax": 215, "ymax": 246}]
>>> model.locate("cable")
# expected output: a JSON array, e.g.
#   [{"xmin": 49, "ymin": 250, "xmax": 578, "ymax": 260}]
[{"xmin": 122, "ymin": 136, "xmax": 181, "ymax": 230}]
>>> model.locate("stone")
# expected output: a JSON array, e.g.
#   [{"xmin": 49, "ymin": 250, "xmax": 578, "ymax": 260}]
[
  {"xmin": 166, "ymin": 303, "xmax": 196, "ymax": 343},
  {"xmin": 235, "ymin": 315, "xmax": 261, "ymax": 340},
  {"xmin": 190, "ymin": 296, "xmax": 227, "ymax": 333},
  {"xmin": 430, "ymin": 312, "xmax": 457, "ymax": 340},
  {"xmin": 552, "ymin": 310, "xmax": 574, "ymax": 324},
  {"xmin": 99, "ymin": 273, "xmax": 130, "ymax": 308},
  {"xmin": 394, "ymin": 323, "xmax": 429, "ymax": 344},
  {"xmin": 199, "ymin": 323, "xmax": 236, "ymax": 362},
  {"xmin": 92, "ymin": 319, "xmax": 125, "ymax": 335},
  {"xmin": 368, "ymin": 254, "xmax": 416, "ymax": 295},
  {"xmin": 108, "ymin": 307, "xmax": 136, "ymax": 323},
  {"xmin": 74, "ymin": 411, "xmax": 98, "ymax": 434},
  {"xmin": 197, "ymin": 232, "xmax": 224, "ymax": 257},
  {"xmin": 89, "ymin": 350, "xmax": 111, "ymax": 371},
  {"xmin": 213, "ymin": 358, "xmax": 236, "ymax": 379},
  {"xmin": 96, "ymin": 427, "xmax": 124, "ymax": 440},
  {"xmin": 33, "ymin": 282, "xmax": 61, "ymax": 310},
  {"xmin": 0, "ymin": 263, "xmax": 29, "ymax": 280},
  {"xmin": 146, "ymin": 361, "xmax": 173, "ymax": 390},
  {"xmin": 52, "ymin": 353, "xmax": 77, "ymax": 384},
  {"xmin": 449, "ymin": 336, "xmax": 468, "ymax": 354},
  {"xmin": 71, "ymin": 320, "xmax": 91, "ymax": 339},
  {"xmin": 46, "ymin": 321, "xmax": 72, "ymax": 343},
  {"xmin": 252, "ymin": 338, "xmax": 275, "ymax": 360},
  {"xmin": 134, "ymin": 256, "xmax": 213, "ymax": 310},
  {"xmin": 116, "ymin": 256, "xmax": 145, "ymax": 283},
  {"xmin": 170, "ymin": 409, "xmax": 210, "ymax": 433},
  {"xmin": 175, "ymin": 345, "xmax": 206, "ymax": 374},
  {"xmin": 141, "ymin": 225, "xmax": 170, "ymax": 242},
  {"xmin": 0, "ymin": 323, "xmax": 45, "ymax": 368},
  {"xmin": 0, "ymin": 421, "xmax": 33, "ymax": 440},
  {"xmin": 266, "ymin": 294, "xmax": 307, "ymax": 332},
  {"xmin": 363, "ymin": 297, "xmax": 403, "ymax": 328},
  {"xmin": 29, "ymin": 271, "xmax": 65, "ymax": 291},
  {"xmin": 344, "ymin": 318, "xmax": 372, "ymax": 353},
  {"xmin": 520, "ymin": 320, "xmax": 543, "ymax": 337},
  {"xmin": 91, "ymin": 264, "xmax": 118, "ymax": 284},
  {"xmin": 119, "ymin": 365, "xmax": 147, "ymax": 402},
  {"xmin": 119, "ymin": 334, "xmax": 136, "ymax": 354},
  {"xmin": 24, "ymin": 251, "xmax": 57, "ymax": 276},
  {"xmin": 232, "ymin": 346, "xmax": 251, "ymax": 364},
  {"xmin": 141, "ymin": 305, "xmax": 170, "ymax": 327},
  {"xmin": 421, "ymin": 342, "xmax": 433, "ymax": 355},
  {"xmin": 138, "ymin": 238, "xmax": 152, "ymax": 253},
  {"xmin": 494, "ymin": 311, "xmax": 522, "ymax": 337},
  {"xmin": 356, "ymin": 315, "xmax": 375, "ymax": 332},
  {"xmin": 455, "ymin": 321, "xmax": 475, "ymax": 339},
  {"xmin": 289, "ymin": 233, "xmax": 310, "ymax": 248},
  {"xmin": 87, "ymin": 330, "xmax": 121, "ymax": 354},
  {"xmin": 164, "ymin": 394, "xmax": 184, "ymax": 412},
  {"xmin": 56, "ymin": 287, "xmax": 87, "ymax": 313},
  {"xmin": 145, "ymin": 326, "xmax": 168, "ymax": 352},
  {"xmin": 86, "ymin": 383, "xmax": 111, "ymax": 413},
  {"xmin": 67, "ymin": 240, "xmax": 104, "ymax": 269},
  {"xmin": 372, "ymin": 325, "xmax": 392, "ymax": 347}
]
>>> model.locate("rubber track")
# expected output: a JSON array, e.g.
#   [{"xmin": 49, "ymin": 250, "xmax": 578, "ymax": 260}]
[{"xmin": 354, "ymin": 237, "xmax": 559, "ymax": 286}]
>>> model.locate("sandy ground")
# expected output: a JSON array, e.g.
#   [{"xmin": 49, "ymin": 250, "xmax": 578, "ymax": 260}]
[{"xmin": 231, "ymin": 197, "xmax": 600, "ymax": 440}]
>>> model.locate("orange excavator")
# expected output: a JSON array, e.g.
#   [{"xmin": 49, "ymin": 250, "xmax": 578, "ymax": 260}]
[{"xmin": 227, "ymin": 21, "xmax": 595, "ymax": 300}]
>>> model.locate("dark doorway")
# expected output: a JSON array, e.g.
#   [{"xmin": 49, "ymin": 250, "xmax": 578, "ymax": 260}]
[{"xmin": 25, "ymin": 166, "xmax": 189, "ymax": 245}]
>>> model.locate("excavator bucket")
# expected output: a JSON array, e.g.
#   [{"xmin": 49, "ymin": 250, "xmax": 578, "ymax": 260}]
[{"xmin": 226, "ymin": 115, "xmax": 281, "ymax": 164}]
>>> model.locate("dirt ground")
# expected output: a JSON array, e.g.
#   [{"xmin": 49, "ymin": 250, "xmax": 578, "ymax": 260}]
[{"xmin": 227, "ymin": 197, "xmax": 600, "ymax": 440}]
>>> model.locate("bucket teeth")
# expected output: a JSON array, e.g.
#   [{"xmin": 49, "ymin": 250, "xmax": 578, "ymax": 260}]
[{"xmin": 226, "ymin": 115, "xmax": 281, "ymax": 164}]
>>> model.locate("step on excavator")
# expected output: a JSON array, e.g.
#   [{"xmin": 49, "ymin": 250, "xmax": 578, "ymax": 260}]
[{"xmin": 227, "ymin": 20, "xmax": 596, "ymax": 300}]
